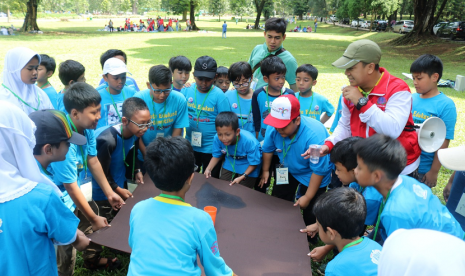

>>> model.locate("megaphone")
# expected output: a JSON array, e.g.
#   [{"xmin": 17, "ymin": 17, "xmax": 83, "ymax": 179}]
[{"xmin": 416, "ymin": 117, "xmax": 446, "ymax": 153}]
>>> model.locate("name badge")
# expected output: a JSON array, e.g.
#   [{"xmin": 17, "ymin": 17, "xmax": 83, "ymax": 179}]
[
  {"xmin": 276, "ymin": 166, "xmax": 289, "ymax": 185},
  {"xmin": 192, "ymin": 131, "xmax": 202, "ymax": 147},
  {"xmin": 156, "ymin": 132, "xmax": 164, "ymax": 138},
  {"xmin": 455, "ymin": 193, "xmax": 465, "ymax": 217}
]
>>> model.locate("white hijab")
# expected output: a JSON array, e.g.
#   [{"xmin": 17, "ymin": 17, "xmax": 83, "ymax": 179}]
[
  {"xmin": 0, "ymin": 101, "xmax": 62, "ymax": 203},
  {"xmin": 0, "ymin": 47, "xmax": 53, "ymax": 115},
  {"xmin": 378, "ymin": 229, "xmax": 465, "ymax": 276}
]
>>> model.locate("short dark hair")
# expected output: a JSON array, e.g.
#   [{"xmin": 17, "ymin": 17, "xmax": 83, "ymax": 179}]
[
  {"xmin": 58, "ymin": 60, "xmax": 85, "ymax": 86},
  {"xmin": 353, "ymin": 134, "xmax": 406, "ymax": 180},
  {"xmin": 63, "ymin": 82, "xmax": 101, "ymax": 113},
  {"xmin": 168, "ymin": 55, "xmax": 192, "ymax": 72},
  {"xmin": 265, "ymin": 17, "xmax": 287, "ymax": 36},
  {"xmin": 122, "ymin": 97, "xmax": 148, "ymax": 119},
  {"xmin": 33, "ymin": 143, "xmax": 61, "ymax": 155},
  {"xmin": 330, "ymin": 137, "xmax": 363, "ymax": 171},
  {"xmin": 144, "ymin": 137, "xmax": 195, "ymax": 192},
  {"xmin": 39, "ymin": 54, "xmax": 56, "ymax": 74},
  {"xmin": 361, "ymin": 62, "xmax": 380, "ymax": 71},
  {"xmin": 215, "ymin": 112, "xmax": 239, "ymax": 131},
  {"xmin": 100, "ymin": 49, "xmax": 127, "ymax": 69},
  {"xmin": 216, "ymin": 66, "xmax": 228, "ymax": 78},
  {"xmin": 261, "ymin": 55, "xmax": 287, "ymax": 78},
  {"xmin": 296, "ymin": 64, "xmax": 318, "ymax": 80},
  {"xmin": 313, "ymin": 187, "xmax": 366, "ymax": 239},
  {"xmin": 228, "ymin": 62, "xmax": 252, "ymax": 82},
  {"xmin": 148, "ymin": 65, "xmax": 172, "ymax": 86},
  {"xmin": 410, "ymin": 54, "xmax": 443, "ymax": 81}
]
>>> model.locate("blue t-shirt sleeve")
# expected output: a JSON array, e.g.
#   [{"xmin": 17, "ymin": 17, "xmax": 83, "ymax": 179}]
[
  {"xmin": 86, "ymin": 130, "xmax": 97, "ymax": 156},
  {"xmin": 381, "ymin": 212, "xmax": 409, "ymax": 238},
  {"xmin": 247, "ymin": 140, "xmax": 262, "ymax": 166},
  {"xmin": 322, "ymin": 97, "xmax": 335, "ymax": 117},
  {"xmin": 212, "ymin": 136, "xmax": 223, "ymax": 158},
  {"xmin": 174, "ymin": 95, "xmax": 189, "ymax": 129},
  {"xmin": 217, "ymin": 96, "xmax": 232, "ymax": 113},
  {"xmin": 310, "ymin": 153, "xmax": 331, "ymax": 176},
  {"xmin": 262, "ymin": 126, "xmax": 277, "ymax": 153},
  {"xmin": 440, "ymin": 98, "xmax": 457, "ymax": 140},
  {"xmin": 45, "ymin": 186, "xmax": 80, "ymax": 244},
  {"xmin": 52, "ymin": 145, "xmax": 78, "ymax": 184}
]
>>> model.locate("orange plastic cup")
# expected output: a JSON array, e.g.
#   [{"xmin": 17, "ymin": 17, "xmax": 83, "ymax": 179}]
[{"xmin": 204, "ymin": 206, "xmax": 217, "ymax": 225}]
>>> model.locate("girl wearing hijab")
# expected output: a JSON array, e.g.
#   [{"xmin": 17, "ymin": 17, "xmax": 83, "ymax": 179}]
[
  {"xmin": 0, "ymin": 101, "xmax": 89, "ymax": 276},
  {"xmin": 0, "ymin": 47, "xmax": 54, "ymax": 115}
]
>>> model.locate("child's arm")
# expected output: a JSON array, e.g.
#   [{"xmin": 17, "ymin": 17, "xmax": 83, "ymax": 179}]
[
  {"xmin": 443, "ymin": 171, "xmax": 456, "ymax": 203},
  {"xmin": 72, "ymin": 229, "xmax": 91, "ymax": 252},
  {"xmin": 309, "ymin": 245, "xmax": 335, "ymax": 262},
  {"xmin": 172, "ymin": 128, "xmax": 183, "ymax": 137},
  {"xmin": 300, "ymin": 223, "xmax": 318, "ymax": 237},
  {"xmin": 423, "ymin": 139, "xmax": 450, "ymax": 188},
  {"xmin": 64, "ymin": 182, "xmax": 109, "ymax": 231},
  {"xmin": 88, "ymin": 156, "xmax": 124, "ymax": 210},
  {"xmin": 259, "ymin": 152, "xmax": 274, "ymax": 188},
  {"xmin": 199, "ymin": 226, "xmax": 234, "ymax": 276},
  {"xmin": 294, "ymin": 173, "xmax": 324, "ymax": 209},
  {"xmin": 230, "ymin": 165, "xmax": 257, "ymax": 186},
  {"xmin": 320, "ymin": 112, "xmax": 331, "ymax": 124},
  {"xmin": 205, "ymin": 157, "xmax": 221, "ymax": 178}
]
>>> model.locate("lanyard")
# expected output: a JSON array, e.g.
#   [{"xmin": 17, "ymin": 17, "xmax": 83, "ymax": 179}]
[
  {"xmin": 3, "ymin": 83, "xmax": 41, "ymax": 111},
  {"xmin": 151, "ymin": 95, "xmax": 166, "ymax": 131},
  {"xmin": 194, "ymin": 85, "xmax": 213, "ymax": 127},
  {"xmin": 159, "ymin": 193, "xmax": 185, "ymax": 202},
  {"xmin": 282, "ymin": 134, "xmax": 297, "ymax": 162},
  {"xmin": 373, "ymin": 191, "xmax": 391, "ymax": 241},
  {"xmin": 266, "ymin": 86, "xmax": 282, "ymax": 112},
  {"xmin": 225, "ymin": 136, "xmax": 239, "ymax": 181},
  {"xmin": 120, "ymin": 125, "xmax": 136, "ymax": 180},
  {"xmin": 236, "ymin": 92, "xmax": 252, "ymax": 129},
  {"xmin": 359, "ymin": 186, "xmax": 366, "ymax": 194},
  {"xmin": 342, "ymin": 237, "xmax": 363, "ymax": 252},
  {"xmin": 39, "ymin": 81, "xmax": 50, "ymax": 89},
  {"xmin": 67, "ymin": 115, "xmax": 87, "ymax": 173},
  {"xmin": 106, "ymin": 87, "xmax": 126, "ymax": 121},
  {"xmin": 39, "ymin": 164, "xmax": 51, "ymax": 176},
  {"xmin": 298, "ymin": 92, "xmax": 314, "ymax": 117}
]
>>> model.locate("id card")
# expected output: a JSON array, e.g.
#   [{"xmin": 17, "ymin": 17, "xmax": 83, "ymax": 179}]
[
  {"xmin": 192, "ymin": 131, "xmax": 202, "ymax": 147},
  {"xmin": 156, "ymin": 132, "xmax": 164, "ymax": 138},
  {"xmin": 455, "ymin": 193, "xmax": 465, "ymax": 217},
  {"xmin": 275, "ymin": 166, "xmax": 289, "ymax": 185}
]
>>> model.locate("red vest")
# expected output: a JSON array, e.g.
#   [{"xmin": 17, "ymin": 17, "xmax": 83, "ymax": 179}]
[{"xmin": 343, "ymin": 68, "xmax": 421, "ymax": 165}]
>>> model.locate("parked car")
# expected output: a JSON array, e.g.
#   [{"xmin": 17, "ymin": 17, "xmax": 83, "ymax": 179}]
[
  {"xmin": 436, "ymin": 21, "xmax": 465, "ymax": 40},
  {"xmin": 330, "ymin": 15, "xmax": 338, "ymax": 22},
  {"xmin": 372, "ymin": 20, "xmax": 388, "ymax": 31},
  {"xmin": 351, "ymin": 19, "xmax": 363, "ymax": 27},
  {"xmin": 342, "ymin": 18, "xmax": 350, "ymax": 25},
  {"xmin": 433, "ymin": 22, "xmax": 448, "ymax": 35},
  {"xmin": 0, "ymin": 12, "xmax": 7, "ymax": 17},
  {"xmin": 361, "ymin": 20, "xmax": 372, "ymax": 28},
  {"xmin": 392, "ymin": 20, "xmax": 414, "ymax": 33}
]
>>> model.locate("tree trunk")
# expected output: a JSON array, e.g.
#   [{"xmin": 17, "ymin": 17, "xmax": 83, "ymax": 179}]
[
  {"xmin": 182, "ymin": 10, "xmax": 187, "ymax": 21},
  {"xmin": 299, "ymin": 14, "xmax": 303, "ymax": 20},
  {"xmin": 21, "ymin": 0, "xmax": 40, "ymax": 32},
  {"xmin": 253, "ymin": 0, "xmax": 266, "ymax": 29},
  {"xmin": 132, "ymin": 0, "xmax": 138, "ymax": 15},
  {"xmin": 189, "ymin": 0, "xmax": 199, "ymax": 30}
]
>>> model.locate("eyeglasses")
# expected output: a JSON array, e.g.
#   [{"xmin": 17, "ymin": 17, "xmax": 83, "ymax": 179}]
[
  {"xmin": 233, "ymin": 78, "xmax": 252, "ymax": 89},
  {"xmin": 150, "ymin": 83, "xmax": 172, "ymax": 95},
  {"xmin": 129, "ymin": 119, "xmax": 153, "ymax": 130}
]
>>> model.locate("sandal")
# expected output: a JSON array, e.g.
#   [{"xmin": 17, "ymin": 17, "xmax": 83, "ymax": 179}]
[{"xmin": 83, "ymin": 257, "xmax": 121, "ymax": 271}]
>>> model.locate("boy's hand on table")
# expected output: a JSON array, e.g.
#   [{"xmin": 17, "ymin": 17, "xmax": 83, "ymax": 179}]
[
  {"xmin": 135, "ymin": 171, "xmax": 144, "ymax": 184},
  {"xmin": 90, "ymin": 215, "xmax": 110, "ymax": 231},
  {"xmin": 107, "ymin": 192, "xmax": 125, "ymax": 210},
  {"xmin": 258, "ymin": 171, "xmax": 269, "ymax": 188},
  {"xmin": 300, "ymin": 223, "xmax": 318, "ymax": 238},
  {"xmin": 308, "ymin": 246, "xmax": 329, "ymax": 262},
  {"xmin": 73, "ymin": 230, "xmax": 91, "ymax": 252},
  {"xmin": 204, "ymin": 168, "xmax": 212, "ymax": 178},
  {"xmin": 230, "ymin": 175, "xmax": 245, "ymax": 186},
  {"xmin": 294, "ymin": 195, "xmax": 310, "ymax": 209},
  {"xmin": 422, "ymin": 171, "xmax": 438, "ymax": 188},
  {"xmin": 116, "ymin": 187, "xmax": 133, "ymax": 200}
]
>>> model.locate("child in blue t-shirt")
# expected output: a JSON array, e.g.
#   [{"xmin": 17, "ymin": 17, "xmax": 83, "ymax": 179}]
[
  {"xmin": 215, "ymin": 66, "xmax": 231, "ymax": 93},
  {"xmin": 37, "ymin": 54, "xmax": 59, "ymax": 109},
  {"xmin": 96, "ymin": 57, "xmax": 137, "ymax": 129},
  {"xmin": 56, "ymin": 60, "xmax": 87, "ymax": 113},
  {"xmin": 205, "ymin": 112, "xmax": 261, "ymax": 188},
  {"xmin": 353, "ymin": 134, "xmax": 465, "ymax": 244},
  {"xmin": 261, "ymin": 95, "xmax": 331, "ymax": 244},
  {"xmin": 330, "ymin": 94, "xmax": 343, "ymax": 133},
  {"xmin": 96, "ymin": 49, "xmax": 140, "ymax": 91},
  {"xmin": 128, "ymin": 137, "xmax": 235, "ymax": 276},
  {"xmin": 295, "ymin": 64, "xmax": 334, "ymax": 124},
  {"xmin": 182, "ymin": 56, "xmax": 231, "ymax": 178},
  {"xmin": 410, "ymin": 54, "xmax": 457, "ymax": 187},
  {"xmin": 251, "ymin": 55, "xmax": 295, "ymax": 142},
  {"xmin": 302, "ymin": 188, "xmax": 382, "ymax": 276},
  {"xmin": 169, "ymin": 55, "xmax": 192, "ymax": 92},
  {"xmin": 225, "ymin": 61, "xmax": 255, "ymax": 135}
]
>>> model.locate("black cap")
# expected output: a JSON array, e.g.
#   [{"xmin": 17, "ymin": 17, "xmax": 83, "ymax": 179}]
[
  {"xmin": 193, "ymin": 56, "xmax": 217, "ymax": 79},
  {"xmin": 29, "ymin": 109, "xmax": 87, "ymax": 146}
]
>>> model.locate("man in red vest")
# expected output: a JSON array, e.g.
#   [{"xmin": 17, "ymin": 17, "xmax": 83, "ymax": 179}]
[{"xmin": 311, "ymin": 39, "xmax": 421, "ymax": 176}]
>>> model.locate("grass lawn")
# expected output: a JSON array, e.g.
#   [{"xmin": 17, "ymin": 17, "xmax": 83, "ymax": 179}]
[{"xmin": 1, "ymin": 17, "xmax": 464, "ymax": 275}]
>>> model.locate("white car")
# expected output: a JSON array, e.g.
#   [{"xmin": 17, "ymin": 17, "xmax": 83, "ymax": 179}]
[
  {"xmin": 330, "ymin": 15, "xmax": 338, "ymax": 22},
  {"xmin": 351, "ymin": 19, "xmax": 362, "ymax": 27},
  {"xmin": 433, "ymin": 22, "xmax": 448, "ymax": 34},
  {"xmin": 361, "ymin": 20, "xmax": 372, "ymax": 28}
]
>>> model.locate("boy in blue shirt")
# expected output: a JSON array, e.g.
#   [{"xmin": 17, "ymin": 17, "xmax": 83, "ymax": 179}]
[
  {"xmin": 135, "ymin": 65, "xmax": 189, "ymax": 160},
  {"xmin": 215, "ymin": 66, "xmax": 231, "ymax": 92},
  {"xmin": 410, "ymin": 54, "xmax": 457, "ymax": 187},
  {"xmin": 225, "ymin": 61, "xmax": 255, "ymax": 135},
  {"xmin": 168, "ymin": 55, "xmax": 192, "ymax": 92},
  {"xmin": 57, "ymin": 60, "xmax": 86, "ymax": 113},
  {"xmin": 222, "ymin": 21, "xmax": 227, "ymax": 38},
  {"xmin": 295, "ymin": 64, "xmax": 334, "ymax": 124},
  {"xmin": 96, "ymin": 57, "xmax": 137, "ymax": 129},
  {"xmin": 205, "ymin": 112, "xmax": 262, "ymax": 188},
  {"xmin": 37, "ymin": 54, "xmax": 59, "ymax": 109},
  {"xmin": 51, "ymin": 82, "xmax": 124, "ymax": 273},
  {"xmin": 353, "ymin": 134, "xmax": 465, "ymax": 244},
  {"xmin": 128, "ymin": 136, "xmax": 235, "ymax": 276},
  {"xmin": 97, "ymin": 49, "xmax": 140, "ymax": 91},
  {"xmin": 261, "ymin": 94, "xmax": 331, "ymax": 244},
  {"xmin": 309, "ymin": 188, "xmax": 382, "ymax": 276},
  {"xmin": 182, "ymin": 56, "xmax": 231, "ymax": 178}
]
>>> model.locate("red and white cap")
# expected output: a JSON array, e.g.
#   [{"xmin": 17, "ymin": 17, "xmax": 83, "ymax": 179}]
[{"xmin": 263, "ymin": 94, "xmax": 301, "ymax": 128}]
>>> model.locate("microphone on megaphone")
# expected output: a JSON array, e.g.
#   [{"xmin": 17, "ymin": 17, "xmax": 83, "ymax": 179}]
[{"xmin": 413, "ymin": 117, "xmax": 446, "ymax": 153}]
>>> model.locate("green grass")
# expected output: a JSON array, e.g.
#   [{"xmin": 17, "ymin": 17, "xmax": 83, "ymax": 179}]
[{"xmin": 1, "ymin": 18, "xmax": 464, "ymax": 275}]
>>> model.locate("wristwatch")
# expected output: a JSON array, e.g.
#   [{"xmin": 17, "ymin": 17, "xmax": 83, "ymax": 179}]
[
  {"xmin": 135, "ymin": 169, "xmax": 141, "ymax": 173},
  {"xmin": 356, "ymin": 97, "xmax": 368, "ymax": 110},
  {"xmin": 242, "ymin": 173, "xmax": 248, "ymax": 179}
]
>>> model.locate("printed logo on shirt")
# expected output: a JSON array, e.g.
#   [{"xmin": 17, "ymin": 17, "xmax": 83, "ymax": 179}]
[
  {"xmin": 276, "ymin": 149, "xmax": 282, "ymax": 153},
  {"xmin": 413, "ymin": 184, "xmax": 428, "ymax": 200},
  {"xmin": 105, "ymin": 103, "xmax": 123, "ymax": 126},
  {"xmin": 377, "ymin": 97, "xmax": 387, "ymax": 108},
  {"xmin": 221, "ymin": 149, "xmax": 227, "ymax": 154},
  {"xmin": 232, "ymin": 103, "xmax": 238, "ymax": 109},
  {"xmin": 149, "ymin": 111, "xmax": 178, "ymax": 130},
  {"xmin": 370, "ymin": 249, "xmax": 381, "ymax": 265},
  {"xmin": 211, "ymin": 241, "xmax": 219, "ymax": 255},
  {"xmin": 188, "ymin": 97, "xmax": 194, "ymax": 103},
  {"xmin": 412, "ymin": 111, "xmax": 437, "ymax": 124},
  {"xmin": 314, "ymin": 105, "xmax": 320, "ymax": 111}
]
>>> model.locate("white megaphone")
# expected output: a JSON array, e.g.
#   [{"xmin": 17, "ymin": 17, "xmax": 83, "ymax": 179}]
[{"xmin": 416, "ymin": 117, "xmax": 446, "ymax": 153}]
